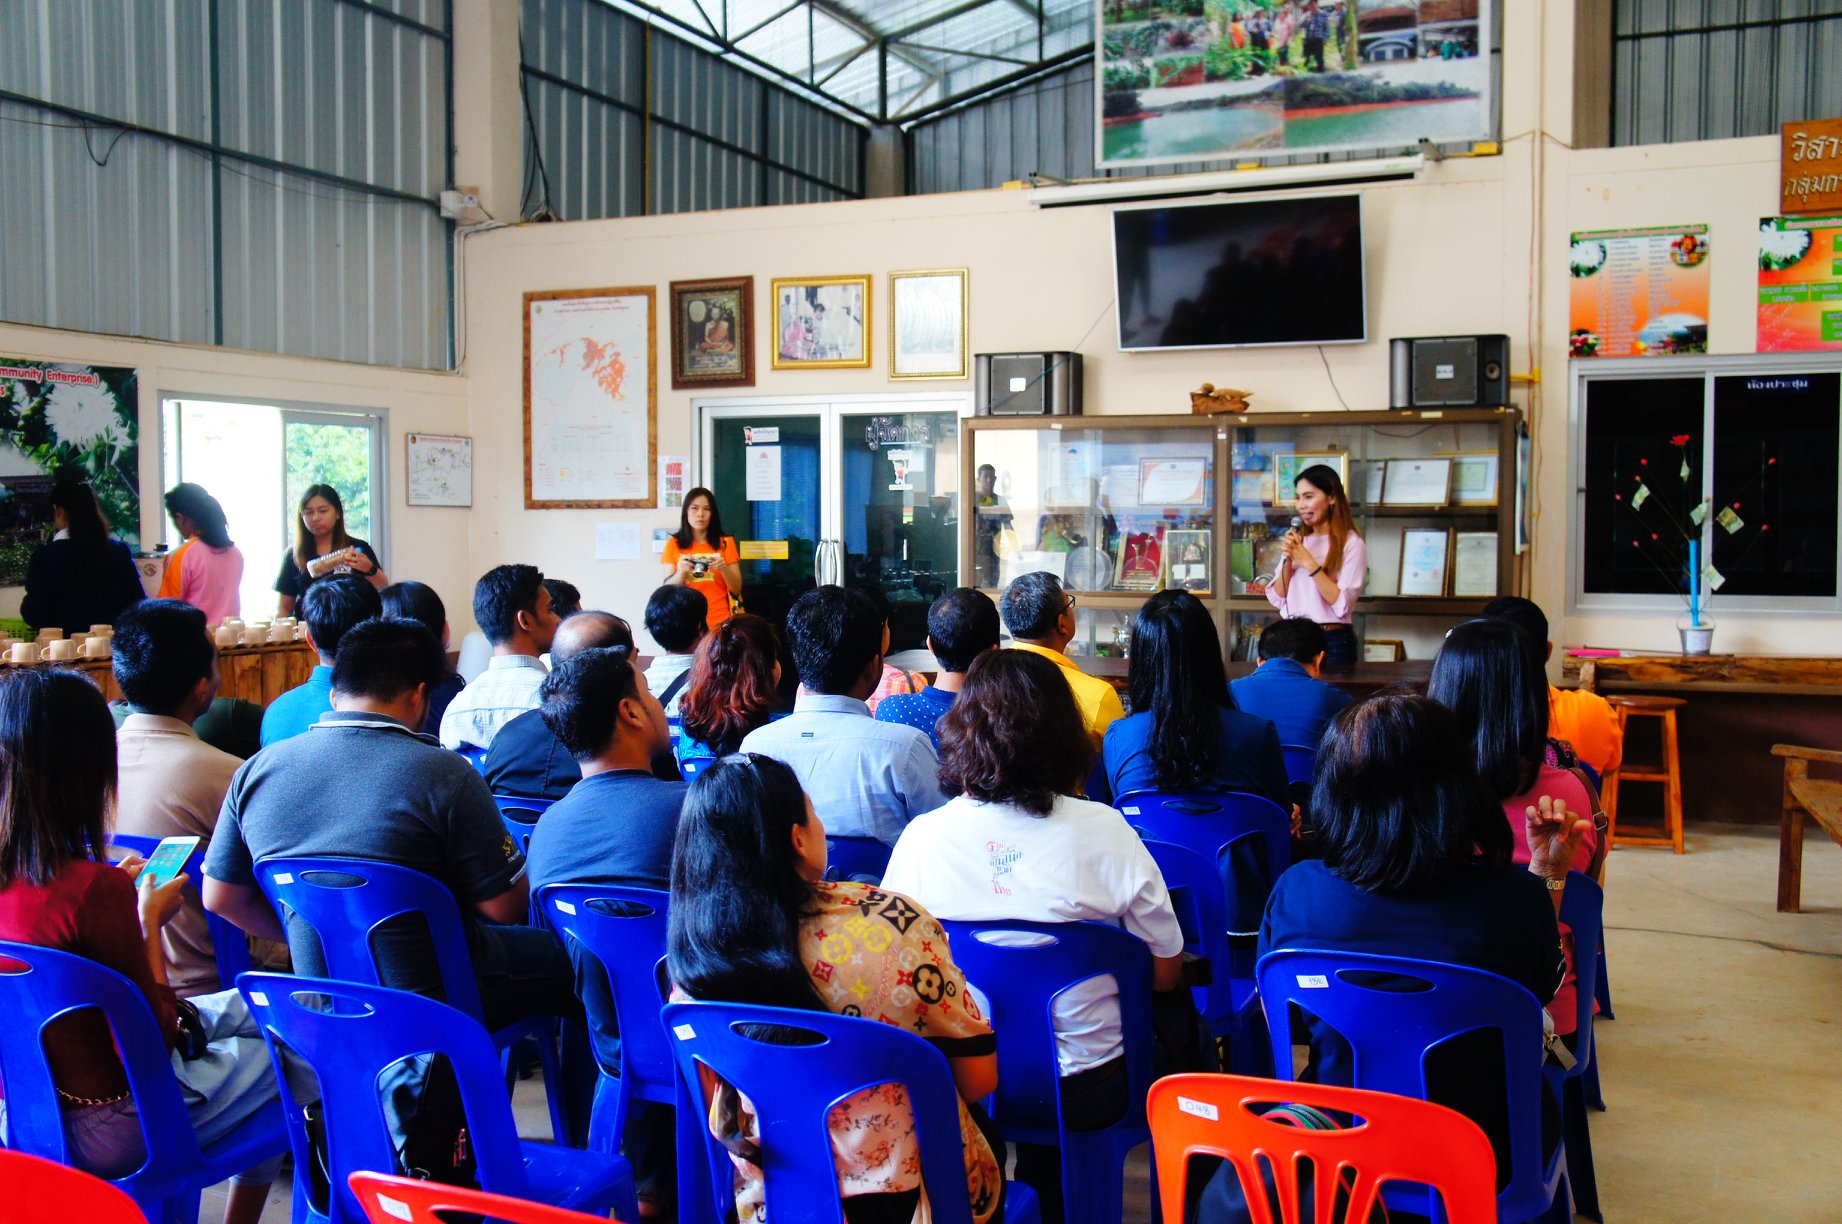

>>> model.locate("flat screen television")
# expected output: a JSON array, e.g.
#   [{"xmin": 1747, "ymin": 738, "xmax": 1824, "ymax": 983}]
[{"xmin": 1113, "ymin": 194, "xmax": 1367, "ymax": 351}]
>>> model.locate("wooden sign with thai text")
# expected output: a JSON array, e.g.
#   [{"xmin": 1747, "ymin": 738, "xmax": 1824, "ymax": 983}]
[{"xmin": 1783, "ymin": 118, "xmax": 1842, "ymax": 215}]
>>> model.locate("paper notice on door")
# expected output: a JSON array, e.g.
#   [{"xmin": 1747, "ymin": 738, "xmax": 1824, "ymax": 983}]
[
  {"xmin": 746, "ymin": 445, "xmax": 782, "ymax": 501},
  {"xmin": 595, "ymin": 522, "xmax": 646, "ymax": 561}
]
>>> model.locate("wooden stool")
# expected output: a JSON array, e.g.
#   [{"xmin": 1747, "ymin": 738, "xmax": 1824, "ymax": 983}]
[
  {"xmin": 1771, "ymin": 743, "xmax": 1842, "ymax": 912},
  {"xmin": 1602, "ymin": 694, "xmax": 1685, "ymax": 853}
]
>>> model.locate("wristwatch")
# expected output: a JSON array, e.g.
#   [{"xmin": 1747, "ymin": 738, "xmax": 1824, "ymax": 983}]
[{"xmin": 1542, "ymin": 876, "xmax": 1566, "ymax": 891}]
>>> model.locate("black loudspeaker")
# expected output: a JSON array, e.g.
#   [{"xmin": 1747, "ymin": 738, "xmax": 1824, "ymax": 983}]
[
  {"xmin": 1389, "ymin": 335, "xmax": 1510, "ymax": 408},
  {"xmin": 975, "ymin": 352, "xmax": 1083, "ymax": 416}
]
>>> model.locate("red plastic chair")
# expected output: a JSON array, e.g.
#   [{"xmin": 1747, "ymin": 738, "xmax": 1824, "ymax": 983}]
[
  {"xmin": 1146, "ymin": 1073, "xmax": 1499, "ymax": 1224},
  {"xmin": 348, "ymin": 1170, "xmax": 625, "ymax": 1224},
  {"xmin": 0, "ymin": 1150, "xmax": 146, "ymax": 1223}
]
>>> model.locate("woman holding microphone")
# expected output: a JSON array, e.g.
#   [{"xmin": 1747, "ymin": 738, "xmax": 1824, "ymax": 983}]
[
  {"xmin": 1265, "ymin": 463, "xmax": 1365, "ymax": 668},
  {"xmin": 661, "ymin": 486, "xmax": 741, "ymax": 631}
]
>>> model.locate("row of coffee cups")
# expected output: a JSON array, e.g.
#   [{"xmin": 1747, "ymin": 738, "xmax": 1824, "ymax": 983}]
[
  {"xmin": 5, "ymin": 624, "xmax": 115, "ymax": 664},
  {"xmin": 213, "ymin": 617, "xmax": 308, "ymax": 648}
]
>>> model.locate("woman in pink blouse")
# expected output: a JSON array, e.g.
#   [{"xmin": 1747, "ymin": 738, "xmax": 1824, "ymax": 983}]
[{"xmin": 1265, "ymin": 463, "xmax": 1365, "ymax": 667}]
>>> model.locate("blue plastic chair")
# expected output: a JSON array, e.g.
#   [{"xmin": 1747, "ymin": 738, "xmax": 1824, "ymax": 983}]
[
  {"xmin": 1256, "ymin": 949, "xmax": 1572, "ymax": 1224},
  {"xmin": 537, "ymin": 885, "xmax": 676, "ymax": 1157},
  {"xmin": 1557, "ymin": 872, "xmax": 1605, "ymax": 1223},
  {"xmin": 678, "ymin": 755, "xmax": 717, "ymax": 779},
  {"xmin": 938, "ymin": 919, "xmax": 1154, "ymax": 1224},
  {"xmin": 660, "ymin": 999, "xmax": 1041, "ymax": 1224},
  {"xmin": 236, "ymin": 972, "xmax": 635, "ymax": 1224},
  {"xmin": 1279, "ymin": 744, "xmax": 1317, "ymax": 788},
  {"xmin": 108, "ymin": 833, "xmax": 252, "ymax": 993},
  {"xmin": 0, "ymin": 941, "xmax": 288, "ymax": 1224},
  {"xmin": 456, "ymin": 744, "xmax": 488, "ymax": 773},
  {"xmin": 1138, "ymin": 836, "xmax": 1269, "ymax": 1076},
  {"xmin": 824, "ymin": 835, "xmax": 892, "ymax": 884},
  {"xmin": 494, "ymin": 795, "xmax": 554, "ymax": 857},
  {"xmin": 251, "ymin": 857, "xmax": 569, "ymax": 1146}
]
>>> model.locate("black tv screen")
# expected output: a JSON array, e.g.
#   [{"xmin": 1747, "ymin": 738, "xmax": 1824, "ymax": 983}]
[{"xmin": 1113, "ymin": 194, "xmax": 1367, "ymax": 351}]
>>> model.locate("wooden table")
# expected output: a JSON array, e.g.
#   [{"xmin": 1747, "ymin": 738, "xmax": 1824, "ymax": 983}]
[
  {"xmin": 1564, "ymin": 652, "xmax": 1842, "ymax": 697},
  {"xmin": 886, "ymin": 649, "xmax": 1430, "ymax": 701},
  {"xmin": 49, "ymin": 640, "xmax": 319, "ymax": 711}
]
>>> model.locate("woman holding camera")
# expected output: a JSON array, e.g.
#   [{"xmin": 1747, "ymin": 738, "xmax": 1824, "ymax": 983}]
[{"xmin": 661, "ymin": 486, "xmax": 741, "ymax": 631}]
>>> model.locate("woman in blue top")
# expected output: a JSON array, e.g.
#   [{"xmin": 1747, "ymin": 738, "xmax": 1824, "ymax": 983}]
[{"xmin": 1102, "ymin": 589, "xmax": 1290, "ymax": 810}]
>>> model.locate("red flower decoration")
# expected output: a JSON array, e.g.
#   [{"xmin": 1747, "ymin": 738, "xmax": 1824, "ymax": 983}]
[{"xmin": 1669, "ymin": 434, "xmax": 1692, "ymax": 446}]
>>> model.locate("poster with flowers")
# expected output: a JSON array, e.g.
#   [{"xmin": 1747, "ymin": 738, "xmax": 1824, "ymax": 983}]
[
  {"xmin": 1568, "ymin": 225, "xmax": 1710, "ymax": 358},
  {"xmin": 0, "ymin": 360, "xmax": 139, "ymax": 586},
  {"xmin": 1758, "ymin": 214, "xmax": 1842, "ymax": 352}
]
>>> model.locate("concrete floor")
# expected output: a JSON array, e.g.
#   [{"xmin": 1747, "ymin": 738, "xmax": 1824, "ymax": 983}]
[{"xmin": 204, "ymin": 822, "xmax": 1842, "ymax": 1222}]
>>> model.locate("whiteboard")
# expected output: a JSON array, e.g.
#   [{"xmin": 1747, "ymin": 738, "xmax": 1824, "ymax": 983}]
[
  {"xmin": 524, "ymin": 287, "xmax": 657, "ymax": 508},
  {"xmin": 405, "ymin": 433, "xmax": 473, "ymax": 507}
]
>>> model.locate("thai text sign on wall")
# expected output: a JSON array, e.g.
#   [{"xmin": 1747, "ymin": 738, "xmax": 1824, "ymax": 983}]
[{"xmin": 1782, "ymin": 118, "xmax": 1842, "ymax": 216}]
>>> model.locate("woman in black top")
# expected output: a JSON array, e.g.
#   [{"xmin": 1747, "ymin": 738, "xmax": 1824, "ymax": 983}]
[
  {"xmin": 274, "ymin": 483, "xmax": 386, "ymax": 615},
  {"xmin": 21, "ymin": 481, "xmax": 145, "ymax": 635}
]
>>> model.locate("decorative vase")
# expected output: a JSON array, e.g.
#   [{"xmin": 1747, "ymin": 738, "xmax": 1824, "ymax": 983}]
[{"xmin": 1677, "ymin": 611, "xmax": 1715, "ymax": 656}]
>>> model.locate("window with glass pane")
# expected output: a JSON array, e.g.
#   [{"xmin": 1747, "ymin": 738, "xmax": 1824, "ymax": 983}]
[
  {"xmin": 1581, "ymin": 377, "xmax": 1705, "ymax": 598},
  {"xmin": 286, "ymin": 421, "xmax": 376, "ymax": 543},
  {"xmin": 1710, "ymin": 373, "xmax": 1840, "ymax": 599},
  {"xmin": 972, "ymin": 425, "xmax": 1214, "ymax": 593}
]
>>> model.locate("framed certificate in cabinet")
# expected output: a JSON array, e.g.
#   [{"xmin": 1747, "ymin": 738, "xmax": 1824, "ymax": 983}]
[{"xmin": 1398, "ymin": 528, "xmax": 1452, "ymax": 596}]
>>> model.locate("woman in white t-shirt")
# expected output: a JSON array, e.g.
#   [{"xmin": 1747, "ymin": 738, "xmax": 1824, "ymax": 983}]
[{"xmin": 882, "ymin": 649, "xmax": 1185, "ymax": 1223}]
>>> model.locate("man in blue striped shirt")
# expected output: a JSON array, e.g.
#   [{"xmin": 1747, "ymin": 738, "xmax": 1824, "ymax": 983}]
[{"xmin": 876, "ymin": 588, "xmax": 1001, "ymax": 750}]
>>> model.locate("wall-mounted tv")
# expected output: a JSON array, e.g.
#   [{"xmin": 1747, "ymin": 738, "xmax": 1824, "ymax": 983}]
[{"xmin": 1113, "ymin": 194, "xmax": 1368, "ymax": 352}]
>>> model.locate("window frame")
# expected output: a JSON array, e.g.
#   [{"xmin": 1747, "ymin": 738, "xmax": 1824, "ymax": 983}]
[{"xmin": 1569, "ymin": 352, "xmax": 1842, "ymax": 618}]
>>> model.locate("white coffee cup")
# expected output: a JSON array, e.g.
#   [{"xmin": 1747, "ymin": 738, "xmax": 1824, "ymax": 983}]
[
  {"xmin": 69, "ymin": 633, "xmax": 88, "ymax": 650},
  {"xmin": 89, "ymin": 624, "xmax": 113, "ymax": 637},
  {"xmin": 215, "ymin": 625, "xmax": 241, "ymax": 648},
  {"xmin": 294, "ymin": 624, "xmax": 310, "ymax": 642},
  {"xmin": 79, "ymin": 636, "xmax": 111, "ymax": 659},
  {"xmin": 268, "ymin": 624, "xmax": 293, "ymax": 643},
  {"xmin": 36, "ymin": 628, "xmax": 62, "ymax": 642},
  {"xmin": 8, "ymin": 642, "xmax": 34, "ymax": 664},
  {"xmin": 242, "ymin": 625, "xmax": 268, "ymax": 646},
  {"xmin": 40, "ymin": 639, "xmax": 76, "ymax": 662}
]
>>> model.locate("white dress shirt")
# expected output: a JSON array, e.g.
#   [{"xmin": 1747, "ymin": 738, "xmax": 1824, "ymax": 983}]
[{"xmin": 438, "ymin": 654, "xmax": 548, "ymax": 750}]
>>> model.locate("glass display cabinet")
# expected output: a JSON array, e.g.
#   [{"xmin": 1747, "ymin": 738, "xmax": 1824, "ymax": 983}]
[{"xmin": 961, "ymin": 407, "xmax": 1522, "ymax": 663}]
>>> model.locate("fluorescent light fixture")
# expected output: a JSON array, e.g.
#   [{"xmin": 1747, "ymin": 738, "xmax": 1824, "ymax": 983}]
[{"xmin": 1028, "ymin": 153, "xmax": 1426, "ymax": 208}]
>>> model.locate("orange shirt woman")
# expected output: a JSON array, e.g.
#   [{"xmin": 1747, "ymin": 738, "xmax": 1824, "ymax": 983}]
[{"xmin": 661, "ymin": 486, "xmax": 742, "ymax": 630}]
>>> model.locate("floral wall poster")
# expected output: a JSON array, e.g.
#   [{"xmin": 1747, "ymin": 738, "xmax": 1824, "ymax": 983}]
[
  {"xmin": 0, "ymin": 360, "xmax": 139, "ymax": 586},
  {"xmin": 1759, "ymin": 215, "xmax": 1842, "ymax": 352},
  {"xmin": 1568, "ymin": 225, "xmax": 1710, "ymax": 358},
  {"xmin": 1097, "ymin": 0, "xmax": 1494, "ymax": 171}
]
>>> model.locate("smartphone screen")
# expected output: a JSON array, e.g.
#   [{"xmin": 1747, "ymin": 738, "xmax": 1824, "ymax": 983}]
[{"xmin": 139, "ymin": 835, "xmax": 202, "ymax": 889}]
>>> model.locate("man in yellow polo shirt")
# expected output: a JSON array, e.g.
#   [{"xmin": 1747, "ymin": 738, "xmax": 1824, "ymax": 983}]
[
  {"xmin": 999, "ymin": 571, "xmax": 1125, "ymax": 741},
  {"xmin": 1484, "ymin": 595, "xmax": 1623, "ymax": 774}
]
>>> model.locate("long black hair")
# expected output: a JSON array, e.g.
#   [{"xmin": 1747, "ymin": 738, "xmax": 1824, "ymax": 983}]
[
  {"xmin": 293, "ymin": 483, "xmax": 351, "ymax": 571},
  {"xmin": 0, "ymin": 668, "xmax": 117, "ymax": 888},
  {"xmin": 1427, "ymin": 617, "xmax": 1548, "ymax": 801},
  {"xmin": 50, "ymin": 481, "xmax": 109, "ymax": 556},
  {"xmin": 1126, "ymin": 589, "xmax": 1232, "ymax": 789},
  {"xmin": 1311, "ymin": 694, "xmax": 1511, "ymax": 893},
  {"xmin": 672, "ymin": 486, "xmax": 728, "ymax": 551},
  {"xmin": 667, "ymin": 754, "xmax": 826, "ymax": 1011},
  {"xmin": 163, "ymin": 482, "xmax": 233, "ymax": 549}
]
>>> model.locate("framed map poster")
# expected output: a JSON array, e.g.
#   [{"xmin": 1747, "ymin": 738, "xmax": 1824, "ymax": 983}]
[
  {"xmin": 524, "ymin": 287, "xmax": 657, "ymax": 508},
  {"xmin": 405, "ymin": 433, "xmax": 473, "ymax": 507}
]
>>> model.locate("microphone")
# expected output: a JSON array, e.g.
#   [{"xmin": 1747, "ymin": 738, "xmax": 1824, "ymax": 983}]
[{"xmin": 1288, "ymin": 515, "xmax": 1304, "ymax": 534}]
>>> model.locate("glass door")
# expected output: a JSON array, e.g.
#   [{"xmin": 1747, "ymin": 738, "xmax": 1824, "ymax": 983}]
[
  {"xmin": 703, "ymin": 406, "xmax": 826, "ymax": 644},
  {"xmin": 835, "ymin": 405, "xmax": 961, "ymax": 653}
]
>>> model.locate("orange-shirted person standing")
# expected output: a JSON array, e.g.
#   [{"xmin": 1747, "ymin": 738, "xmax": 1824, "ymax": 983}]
[
  {"xmin": 1484, "ymin": 596, "xmax": 1623, "ymax": 774},
  {"xmin": 661, "ymin": 486, "xmax": 741, "ymax": 632}
]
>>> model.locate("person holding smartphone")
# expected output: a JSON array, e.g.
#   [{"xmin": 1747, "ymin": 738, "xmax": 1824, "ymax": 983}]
[
  {"xmin": 661, "ymin": 486, "xmax": 741, "ymax": 631},
  {"xmin": 1265, "ymin": 463, "xmax": 1366, "ymax": 669}
]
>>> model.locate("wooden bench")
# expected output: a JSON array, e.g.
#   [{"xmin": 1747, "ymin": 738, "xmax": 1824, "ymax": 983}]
[{"xmin": 1772, "ymin": 744, "xmax": 1842, "ymax": 912}]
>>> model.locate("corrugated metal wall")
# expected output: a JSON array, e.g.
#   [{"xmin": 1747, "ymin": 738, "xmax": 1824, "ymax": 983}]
[
  {"xmin": 520, "ymin": 0, "xmax": 864, "ymax": 221},
  {"xmin": 1613, "ymin": 0, "xmax": 1842, "ymax": 146},
  {"xmin": 0, "ymin": 0, "xmax": 453, "ymax": 370}
]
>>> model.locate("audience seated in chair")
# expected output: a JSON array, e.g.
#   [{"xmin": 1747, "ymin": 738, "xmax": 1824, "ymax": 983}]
[
  {"xmin": 882, "ymin": 649, "xmax": 1185, "ymax": 1224},
  {"xmin": 1103, "ymin": 590, "xmax": 1291, "ymax": 814},
  {"xmin": 0, "ymin": 668, "xmax": 304, "ymax": 1224},
  {"xmin": 110, "ymin": 599, "xmax": 286, "ymax": 997},
  {"xmin": 381, "ymin": 580, "xmax": 465, "ymax": 737},
  {"xmin": 1250, "ymin": 693, "xmax": 1587, "ymax": 1196},
  {"xmin": 1228, "ymin": 617, "xmax": 1352, "ymax": 753},
  {"xmin": 1430, "ymin": 617, "xmax": 1605, "ymax": 1040},
  {"xmin": 668, "ymin": 754, "xmax": 1006, "ymax": 1223},
  {"xmin": 642, "ymin": 584, "xmax": 708, "ymax": 717},
  {"xmin": 677, "ymin": 614, "xmax": 783, "ymax": 758},
  {"xmin": 1000, "ymin": 572, "xmax": 1124, "ymax": 743},
  {"xmin": 203, "ymin": 618, "xmax": 576, "ymax": 1152},
  {"xmin": 486, "ymin": 612, "xmax": 677, "ymax": 797},
  {"xmin": 740, "ymin": 586, "xmax": 944, "ymax": 844},
  {"xmin": 438, "ymin": 564, "xmax": 561, "ymax": 750},
  {"xmin": 876, "ymin": 588, "xmax": 1000, "ymax": 750},
  {"xmin": 259, "ymin": 574, "xmax": 381, "ymax": 747},
  {"xmin": 1484, "ymin": 595, "xmax": 1625, "ymax": 775}
]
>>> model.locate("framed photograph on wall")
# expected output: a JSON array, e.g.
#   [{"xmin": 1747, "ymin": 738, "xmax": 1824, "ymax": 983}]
[
  {"xmin": 1443, "ymin": 450, "xmax": 1501, "ymax": 506},
  {"xmin": 889, "ymin": 269, "xmax": 969, "ymax": 380},
  {"xmin": 669, "ymin": 276, "xmax": 753, "ymax": 389},
  {"xmin": 771, "ymin": 275, "xmax": 871, "ymax": 370},
  {"xmin": 1272, "ymin": 451, "xmax": 1349, "ymax": 506},
  {"xmin": 1381, "ymin": 457, "xmax": 1454, "ymax": 507},
  {"xmin": 1398, "ymin": 527, "xmax": 1453, "ymax": 596}
]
